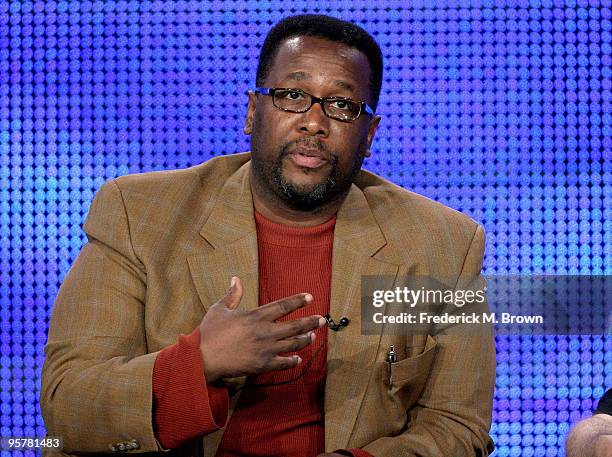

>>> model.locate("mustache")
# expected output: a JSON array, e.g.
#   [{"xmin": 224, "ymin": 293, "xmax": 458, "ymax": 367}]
[{"xmin": 279, "ymin": 139, "xmax": 336, "ymax": 163}]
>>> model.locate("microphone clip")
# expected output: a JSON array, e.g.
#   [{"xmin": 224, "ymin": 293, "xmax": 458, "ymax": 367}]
[{"xmin": 324, "ymin": 314, "xmax": 350, "ymax": 331}]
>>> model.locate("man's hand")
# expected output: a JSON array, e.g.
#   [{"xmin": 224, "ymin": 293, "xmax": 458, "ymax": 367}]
[{"xmin": 199, "ymin": 276, "xmax": 326, "ymax": 383}]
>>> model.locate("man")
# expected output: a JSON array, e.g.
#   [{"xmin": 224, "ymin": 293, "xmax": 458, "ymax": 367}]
[
  {"xmin": 41, "ymin": 14, "xmax": 496, "ymax": 457},
  {"xmin": 566, "ymin": 388, "xmax": 612, "ymax": 457}
]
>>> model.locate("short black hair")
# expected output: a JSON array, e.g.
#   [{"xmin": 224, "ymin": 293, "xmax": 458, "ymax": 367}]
[{"xmin": 256, "ymin": 14, "xmax": 383, "ymax": 109}]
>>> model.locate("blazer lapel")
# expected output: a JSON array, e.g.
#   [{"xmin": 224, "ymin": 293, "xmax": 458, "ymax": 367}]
[
  {"xmin": 187, "ymin": 161, "xmax": 259, "ymax": 315},
  {"xmin": 325, "ymin": 184, "xmax": 400, "ymax": 451}
]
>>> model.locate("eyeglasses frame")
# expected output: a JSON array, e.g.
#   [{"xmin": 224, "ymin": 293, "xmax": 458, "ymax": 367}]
[{"xmin": 251, "ymin": 87, "xmax": 375, "ymax": 122}]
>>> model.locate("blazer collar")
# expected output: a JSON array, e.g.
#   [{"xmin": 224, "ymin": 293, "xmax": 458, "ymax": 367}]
[
  {"xmin": 199, "ymin": 160, "xmax": 257, "ymax": 248},
  {"xmin": 199, "ymin": 159, "xmax": 388, "ymax": 256}
]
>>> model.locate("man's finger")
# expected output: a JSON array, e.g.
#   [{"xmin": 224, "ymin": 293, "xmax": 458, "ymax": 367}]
[
  {"xmin": 256, "ymin": 293, "xmax": 313, "ymax": 321},
  {"xmin": 270, "ymin": 315, "xmax": 326, "ymax": 340},
  {"xmin": 220, "ymin": 276, "xmax": 243, "ymax": 310},
  {"xmin": 273, "ymin": 331, "xmax": 316, "ymax": 353},
  {"xmin": 264, "ymin": 354, "xmax": 302, "ymax": 371}
]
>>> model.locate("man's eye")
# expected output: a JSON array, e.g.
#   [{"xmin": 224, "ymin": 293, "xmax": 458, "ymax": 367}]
[
  {"xmin": 282, "ymin": 90, "xmax": 304, "ymax": 100},
  {"xmin": 330, "ymin": 99, "xmax": 352, "ymax": 110}
]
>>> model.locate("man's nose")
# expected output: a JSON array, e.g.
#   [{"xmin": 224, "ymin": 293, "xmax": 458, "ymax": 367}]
[{"xmin": 298, "ymin": 102, "xmax": 330, "ymax": 137}]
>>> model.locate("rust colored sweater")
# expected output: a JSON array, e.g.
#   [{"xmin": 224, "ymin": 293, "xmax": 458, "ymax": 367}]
[{"xmin": 152, "ymin": 210, "xmax": 372, "ymax": 457}]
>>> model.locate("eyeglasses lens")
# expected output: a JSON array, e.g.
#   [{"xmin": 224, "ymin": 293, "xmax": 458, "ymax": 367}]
[{"xmin": 272, "ymin": 90, "xmax": 360, "ymax": 121}]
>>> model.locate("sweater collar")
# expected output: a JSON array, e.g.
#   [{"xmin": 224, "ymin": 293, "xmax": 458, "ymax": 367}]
[{"xmin": 254, "ymin": 209, "xmax": 336, "ymax": 248}]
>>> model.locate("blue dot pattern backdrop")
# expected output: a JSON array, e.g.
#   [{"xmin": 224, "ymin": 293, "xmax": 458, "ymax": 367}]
[{"xmin": 0, "ymin": 1, "xmax": 610, "ymax": 456}]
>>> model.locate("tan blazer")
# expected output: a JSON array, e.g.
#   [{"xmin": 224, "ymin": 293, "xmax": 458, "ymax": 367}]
[{"xmin": 41, "ymin": 153, "xmax": 495, "ymax": 457}]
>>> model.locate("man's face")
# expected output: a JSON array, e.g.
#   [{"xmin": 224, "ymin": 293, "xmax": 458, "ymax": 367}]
[{"xmin": 246, "ymin": 36, "xmax": 381, "ymax": 211}]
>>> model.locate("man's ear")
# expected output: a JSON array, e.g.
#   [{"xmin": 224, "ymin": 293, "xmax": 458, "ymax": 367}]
[
  {"xmin": 364, "ymin": 114, "xmax": 381, "ymax": 157},
  {"xmin": 244, "ymin": 91, "xmax": 257, "ymax": 135}
]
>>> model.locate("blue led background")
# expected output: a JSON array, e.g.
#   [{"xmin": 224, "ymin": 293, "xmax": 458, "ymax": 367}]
[{"xmin": 0, "ymin": 1, "xmax": 610, "ymax": 456}]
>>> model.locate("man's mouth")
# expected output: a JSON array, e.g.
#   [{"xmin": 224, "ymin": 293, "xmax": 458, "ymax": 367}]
[{"xmin": 287, "ymin": 147, "xmax": 329, "ymax": 169}]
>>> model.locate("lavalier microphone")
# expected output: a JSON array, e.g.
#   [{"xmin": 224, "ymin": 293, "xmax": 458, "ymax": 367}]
[{"xmin": 324, "ymin": 314, "xmax": 350, "ymax": 331}]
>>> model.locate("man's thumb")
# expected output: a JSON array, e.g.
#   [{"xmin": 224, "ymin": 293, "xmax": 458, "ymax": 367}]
[{"xmin": 224, "ymin": 276, "xmax": 243, "ymax": 310}]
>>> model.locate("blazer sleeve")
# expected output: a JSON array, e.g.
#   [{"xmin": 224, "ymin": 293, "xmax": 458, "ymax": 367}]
[
  {"xmin": 361, "ymin": 225, "xmax": 496, "ymax": 457},
  {"xmin": 41, "ymin": 179, "xmax": 163, "ymax": 453}
]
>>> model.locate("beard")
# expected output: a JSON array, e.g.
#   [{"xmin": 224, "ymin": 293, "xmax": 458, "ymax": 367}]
[{"xmin": 250, "ymin": 130, "xmax": 366, "ymax": 211}]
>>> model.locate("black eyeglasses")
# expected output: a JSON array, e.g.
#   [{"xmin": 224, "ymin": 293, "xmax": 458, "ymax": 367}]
[{"xmin": 253, "ymin": 87, "xmax": 375, "ymax": 122}]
